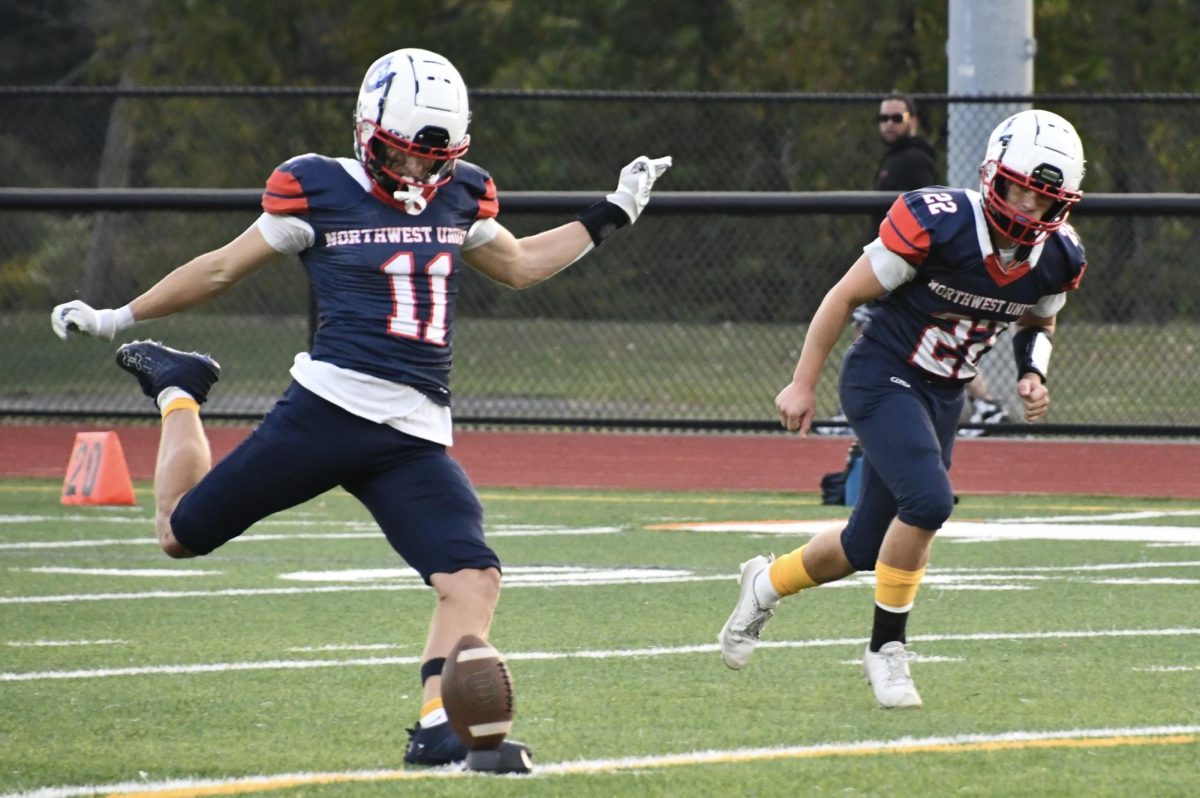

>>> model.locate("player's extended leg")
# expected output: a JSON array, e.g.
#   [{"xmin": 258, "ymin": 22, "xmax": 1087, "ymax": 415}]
[
  {"xmin": 345, "ymin": 444, "xmax": 528, "ymax": 767},
  {"xmin": 843, "ymin": 381, "xmax": 960, "ymax": 708},
  {"xmin": 423, "ymin": 567, "xmax": 501, "ymax": 698},
  {"xmin": 115, "ymin": 340, "xmax": 221, "ymax": 558},
  {"xmin": 718, "ymin": 457, "xmax": 895, "ymax": 670}
]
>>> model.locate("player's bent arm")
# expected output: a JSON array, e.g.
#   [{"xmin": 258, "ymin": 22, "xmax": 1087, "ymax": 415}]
[
  {"xmin": 1012, "ymin": 310, "xmax": 1056, "ymax": 422},
  {"xmin": 461, "ymin": 220, "xmax": 594, "ymax": 290},
  {"xmin": 776, "ymin": 254, "xmax": 887, "ymax": 433},
  {"xmin": 1011, "ymin": 310, "xmax": 1057, "ymax": 383},
  {"xmin": 790, "ymin": 254, "xmax": 888, "ymax": 388},
  {"xmin": 129, "ymin": 224, "xmax": 280, "ymax": 322},
  {"xmin": 1014, "ymin": 309, "xmax": 1056, "ymax": 335}
]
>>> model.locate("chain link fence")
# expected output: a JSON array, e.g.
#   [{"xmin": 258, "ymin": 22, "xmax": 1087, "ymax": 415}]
[{"xmin": 2, "ymin": 88, "xmax": 1199, "ymax": 434}]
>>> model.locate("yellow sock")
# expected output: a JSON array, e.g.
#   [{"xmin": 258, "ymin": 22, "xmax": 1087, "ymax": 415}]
[
  {"xmin": 769, "ymin": 545, "xmax": 818, "ymax": 597},
  {"xmin": 420, "ymin": 697, "xmax": 443, "ymax": 718},
  {"xmin": 874, "ymin": 561, "xmax": 926, "ymax": 612},
  {"xmin": 419, "ymin": 696, "xmax": 448, "ymax": 727},
  {"xmin": 161, "ymin": 397, "xmax": 199, "ymax": 419}
]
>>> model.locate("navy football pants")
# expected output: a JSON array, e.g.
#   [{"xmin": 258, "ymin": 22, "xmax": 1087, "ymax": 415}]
[
  {"xmin": 171, "ymin": 382, "xmax": 499, "ymax": 582},
  {"xmin": 836, "ymin": 339, "xmax": 964, "ymax": 571}
]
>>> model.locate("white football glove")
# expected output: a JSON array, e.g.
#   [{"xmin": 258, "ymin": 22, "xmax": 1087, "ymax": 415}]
[
  {"xmin": 606, "ymin": 155, "xmax": 673, "ymax": 224},
  {"xmin": 51, "ymin": 300, "xmax": 134, "ymax": 341}
]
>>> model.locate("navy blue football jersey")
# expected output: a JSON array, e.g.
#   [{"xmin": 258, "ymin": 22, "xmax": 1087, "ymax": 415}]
[
  {"xmin": 861, "ymin": 187, "xmax": 1087, "ymax": 382},
  {"xmin": 261, "ymin": 155, "xmax": 498, "ymax": 404}
]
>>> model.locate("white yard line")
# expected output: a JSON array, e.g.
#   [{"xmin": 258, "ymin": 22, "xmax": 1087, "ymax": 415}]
[
  {"xmin": 2, "ymin": 556, "xmax": 1198, "ymax": 604},
  {"xmin": 652, "ymin": 519, "xmax": 1200, "ymax": 543},
  {"xmin": 19, "ymin": 567, "xmax": 219, "ymax": 578},
  {"xmin": 993, "ymin": 510, "xmax": 1200, "ymax": 523},
  {"xmin": 3, "ymin": 627, "xmax": 1197, "ymax": 683},
  {"xmin": 2, "ymin": 724, "xmax": 1195, "ymax": 798},
  {"xmin": 0, "ymin": 575, "xmax": 727, "ymax": 605},
  {"xmin": 5, "ymin": 639, "xmax": 126, "ymax": 648},
  {"xmin": 5, "ymin": 514, "xmax": 1200, "ymax": 551}
]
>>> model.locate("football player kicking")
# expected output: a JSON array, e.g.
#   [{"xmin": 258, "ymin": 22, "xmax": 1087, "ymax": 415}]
[
  {"xmin": 51, "ymin": 48, "xmax": 670, "ymax": 769},
  {"xmin": 719, "ymin": 110, "xmax": 1086, "ymax": 708}
]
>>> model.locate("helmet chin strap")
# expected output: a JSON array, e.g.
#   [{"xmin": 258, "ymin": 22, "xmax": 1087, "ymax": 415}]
[{"xmin": 393, "ymin": 183, "xmax": 428, "ymax": 215}]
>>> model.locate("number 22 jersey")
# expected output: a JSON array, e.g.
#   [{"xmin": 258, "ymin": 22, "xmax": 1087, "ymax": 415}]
[{"xmin": 858, "ymin": 187, "xmax": 1087, "ymax": 383}]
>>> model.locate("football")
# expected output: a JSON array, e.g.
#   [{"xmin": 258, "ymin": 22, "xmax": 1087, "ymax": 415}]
[{"xmin": 441, "ymin": 634, "xmax": 515, "ymax": 750}]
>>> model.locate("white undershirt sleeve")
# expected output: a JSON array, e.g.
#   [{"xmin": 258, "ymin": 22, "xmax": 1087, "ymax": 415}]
[
  {"xmin": 1030, "ymin": 292, "xmax": 1067, "ymax": 318},
  {"xmin": 863, "ymin": 237, "xmax": 917, "ymax": 291},
  {"xmin": 255, "ymin": 212, "xmax": 316, "ymax": 254},
  {"xmin": 463, "ymin": 218, "xmax": 501, "ymax": 251}
]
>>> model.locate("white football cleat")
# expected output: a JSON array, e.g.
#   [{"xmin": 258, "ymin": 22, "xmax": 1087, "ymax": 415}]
[
  {"xmin": 863, "ymin": 641, "xmax": 922, "ymax": 708},
  {"xmin": 718, "ymin": 554, "xmax": 777, "ymax": 669}
]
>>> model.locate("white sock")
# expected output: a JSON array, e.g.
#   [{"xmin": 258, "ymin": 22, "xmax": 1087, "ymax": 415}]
[
  {"xmin": 156, "ymin": 386, "xmax": 196, "ymax": 411},
  {"xmin": 753, "ymin": 569, "xmax": 781, "ymax": 608},
  {"xmin": 420, "ymin": 707, "xmax": 448, "ymax": 727}
]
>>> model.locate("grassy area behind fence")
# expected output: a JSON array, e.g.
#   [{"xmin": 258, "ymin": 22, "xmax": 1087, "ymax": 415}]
[{"xmin": 4, "ymin": 311, "xmax": 1198, "ymax": 424}]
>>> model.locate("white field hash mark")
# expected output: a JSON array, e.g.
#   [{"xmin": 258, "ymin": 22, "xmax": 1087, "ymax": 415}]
[
  {"xmin": 2, "ymin": 627, "xmax": 1198, "ymax": 683},
  {"xmin": 1, "ymin": 725, "xmax": 1195, "ymax": 798}
]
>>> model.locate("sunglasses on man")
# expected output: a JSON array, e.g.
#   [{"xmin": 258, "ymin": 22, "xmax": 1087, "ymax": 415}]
[{"xmin": 878, "ymin": 113, "xmax": 910, "ymax": 124}]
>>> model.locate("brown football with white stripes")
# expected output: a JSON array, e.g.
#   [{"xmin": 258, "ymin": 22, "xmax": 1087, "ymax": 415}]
[{"xmin": 440, "ymin": 634, "xmax": 516, "ymax": 750}]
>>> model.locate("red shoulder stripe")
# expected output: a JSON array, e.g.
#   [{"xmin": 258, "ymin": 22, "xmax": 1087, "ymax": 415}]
[
  {"xmin": 879, "ymin": 198, "xmax": 930, "ymax": 263},
  {"xmin": 262, "ymin": 169, "xmax": 308, "ymax": 214},
  {"xmin": 477, "ymin": 177, "xmax": 499, "ymax": 219},
  {"xmin": 1061, "ymin": 261, "xmax": 1087, "ymax": 291}
]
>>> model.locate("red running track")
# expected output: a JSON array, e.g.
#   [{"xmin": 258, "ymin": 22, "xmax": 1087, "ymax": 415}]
[{"xmin": 3, "ymin": 423, "xmax": 1198, "ymax": 499}]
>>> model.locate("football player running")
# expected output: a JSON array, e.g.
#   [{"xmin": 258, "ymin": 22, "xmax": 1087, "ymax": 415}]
[
  {"xmin": 719, "ymin": 110, "xmax": 1085, "ymax": 708},
  {"xmin": 51, "ymin": 48, "xmax": 670, "ymax": 768}
]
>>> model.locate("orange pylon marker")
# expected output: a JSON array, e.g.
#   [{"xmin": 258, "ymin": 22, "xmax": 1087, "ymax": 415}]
[{"xmin": 60, "ymin": 431, "xmax": 137, "ymax": 506}]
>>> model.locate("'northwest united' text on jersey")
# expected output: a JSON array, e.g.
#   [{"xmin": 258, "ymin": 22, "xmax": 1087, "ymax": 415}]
[
  {"xmin": 261, "ymin": 154, "xmax": 498, "ymax": 405},
  {"xmin": 860, "ymin": 187, "xmax": 1087, "ymax": 383}
]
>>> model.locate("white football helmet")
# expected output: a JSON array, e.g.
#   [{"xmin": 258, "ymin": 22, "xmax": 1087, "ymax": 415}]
[
  {"xmin": 354, "ymin": 48, "xmax": 471, "ymax": 214},
  {"xmin": 979, "ymin": 109, "xmax": 1085, "ymax": 247}
]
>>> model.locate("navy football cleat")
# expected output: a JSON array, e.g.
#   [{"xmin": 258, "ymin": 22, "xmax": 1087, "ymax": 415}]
[
  {"xmin": 115, "ymin": 340, "xmax": 221, "ymax": 407},
  {"xmin": 403, "ymin": 722, "xmax": 532, "ymax": 773},
  {"xmin": 403, "ymin": 722, "xmax": 467, "ymax": 767}
]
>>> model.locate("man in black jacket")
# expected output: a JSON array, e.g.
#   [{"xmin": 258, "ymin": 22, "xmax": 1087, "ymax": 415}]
[{"xmin": 871, "ymin": 93, "xmax": 937, "ymax": 227}]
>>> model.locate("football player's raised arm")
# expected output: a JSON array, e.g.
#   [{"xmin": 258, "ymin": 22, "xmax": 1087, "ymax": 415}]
[
  {"xmin": 463, "ymin": 155, "xmax": 672, "ymax": 289},
  {"xmin": 461, "ymin": 220, "xmax": 593, "ymax": 289},
  {"xmin": 52, "ymin": 222, "xmax": 281, "ymax": 341},
  {"xmin": 128, "ymin": 224, "xmax": 280, "ymax": 322}
]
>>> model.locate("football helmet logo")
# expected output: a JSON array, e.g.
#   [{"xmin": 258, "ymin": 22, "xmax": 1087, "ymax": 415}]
[
  {"xmin": 354, "ymin": 48, "xmax": 471, "ymax": 214},
  {"xmin": 979, "ymin": 109, "xmax": 1085, "ymax": 247}
]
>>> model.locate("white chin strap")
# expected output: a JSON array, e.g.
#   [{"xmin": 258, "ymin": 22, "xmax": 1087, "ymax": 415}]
[{"xmin": 394, "ymin": 184, "xmax": 428, "ymax": 215}]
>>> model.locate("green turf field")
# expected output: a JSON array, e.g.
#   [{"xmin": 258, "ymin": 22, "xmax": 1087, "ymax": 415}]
[{"xmin": 2, "ymin": 479, "xmax": 1198, "ymax": 797}]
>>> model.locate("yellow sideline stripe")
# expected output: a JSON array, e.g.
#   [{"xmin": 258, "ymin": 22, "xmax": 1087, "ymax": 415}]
[
  {"xmin": 101, "ymin": 733, "xmax": 1196, "ymax": 798},
  {"xmin": 106, "ymin": 771, "xmax": 438, "ymax": 797}
]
